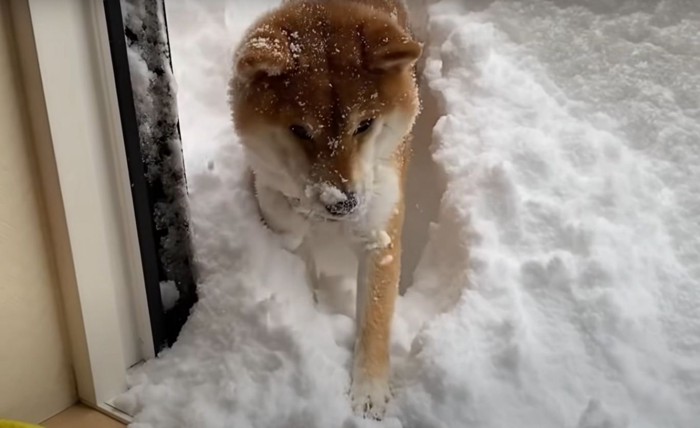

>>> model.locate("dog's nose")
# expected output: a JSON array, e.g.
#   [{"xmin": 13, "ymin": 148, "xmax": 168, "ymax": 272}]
[{"xmin": 325, "ymin": 192, "xmax": 358, "ymax": 217}]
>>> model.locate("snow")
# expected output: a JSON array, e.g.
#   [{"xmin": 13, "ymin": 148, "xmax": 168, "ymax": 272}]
[
  {"xmin": 380, "ymin": 255, "xmax": 395, "ymax": 266},
  {"xmin": 364, "ymin": 229, "xmax": 393, "ymax": 251},
  {"xmin": 159, "ymin": 281, "xmax": 180, "ymax": 312},
  {"xmin": 122, "ymin": 0, "xmax": 196, "ymax": 310},
  {"xmin": 119, "ymin": 0, "xmax": 700, "ymax": 427},
  {"xmin": 316, "ymin": 183, "xmax": 348, "ymax": 206}
]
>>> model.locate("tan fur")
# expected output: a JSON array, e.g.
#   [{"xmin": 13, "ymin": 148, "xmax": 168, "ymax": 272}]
[
  {"xmin": 354, "ymin": 146, "xmax": 407, "ymax": 379},
  {"xmin": 229, "ymin": 0, "xmax": 420, "ymax": 419}
]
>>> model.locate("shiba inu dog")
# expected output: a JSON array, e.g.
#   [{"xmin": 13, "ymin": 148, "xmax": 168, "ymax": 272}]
[{"xmin": 229, "ymin": 0, "xmax": 421, "ymax": 419}]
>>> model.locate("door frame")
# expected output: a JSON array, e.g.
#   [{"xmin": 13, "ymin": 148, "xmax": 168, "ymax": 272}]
[{"xmin": 10, "ymin": 0, "xmax": 159, "ymax": 422}]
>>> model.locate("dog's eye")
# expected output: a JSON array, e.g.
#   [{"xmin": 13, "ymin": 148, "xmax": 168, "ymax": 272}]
[
  {"xmin": 290, "ymin": 125, "xmax": 313, "ymax": 141},
  {"xmin": 354, "ymin": 119, "xmax": 374, "ymax": 136}
]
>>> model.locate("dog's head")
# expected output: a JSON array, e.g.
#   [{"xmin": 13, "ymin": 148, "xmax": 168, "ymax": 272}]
[{"xmin": 229, "ymin": 0, "xmax": 421, "ymax": 221}]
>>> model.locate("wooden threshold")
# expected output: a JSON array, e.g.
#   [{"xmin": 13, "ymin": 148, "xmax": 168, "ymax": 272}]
[{"xmin": 41, "ymin": 404, "xmax": 125, "ymax": 428}]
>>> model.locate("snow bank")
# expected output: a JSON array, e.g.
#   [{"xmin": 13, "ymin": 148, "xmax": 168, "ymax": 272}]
[
  {"xmin": 119, "ymin": 0, "xmax": 700, "ymax": 427},
  {"xmin": 395, "ymin": 1, "xmax": 700, "ymax": 426}
]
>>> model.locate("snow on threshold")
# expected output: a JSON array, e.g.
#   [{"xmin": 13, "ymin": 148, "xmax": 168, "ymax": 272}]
[{"xmin": 119, "ymin": 1, "xmax": 700, "ymax": 427}]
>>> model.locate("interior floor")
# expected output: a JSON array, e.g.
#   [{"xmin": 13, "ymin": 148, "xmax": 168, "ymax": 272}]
[{"xmin": 42, "ymin": 405, "xmax": 125, "ymax": 428}]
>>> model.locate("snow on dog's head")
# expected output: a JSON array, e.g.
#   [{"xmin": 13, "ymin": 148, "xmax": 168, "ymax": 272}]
[{"xmin": 229, "ymin": 0, "xmax": 421, "ymax": 219}]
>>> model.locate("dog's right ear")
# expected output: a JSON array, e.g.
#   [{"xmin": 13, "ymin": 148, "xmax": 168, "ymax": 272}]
[{"xmin": 235, "ymin": 27, "xmax": 291, "ymax": 80}]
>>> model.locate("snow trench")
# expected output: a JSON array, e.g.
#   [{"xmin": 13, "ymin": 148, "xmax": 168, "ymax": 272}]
[{"xmin": 118, "ymin": 1, "xmax": 700, "ymax": 427}]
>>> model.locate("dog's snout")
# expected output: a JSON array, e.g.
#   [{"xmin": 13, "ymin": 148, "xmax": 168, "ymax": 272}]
[{"xmin": 325, "ymin": 192, "xmax": 358, "ymax": 217}]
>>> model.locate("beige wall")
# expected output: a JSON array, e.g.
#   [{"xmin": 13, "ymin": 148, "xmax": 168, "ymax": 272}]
[{"xmin": 0, "ymin": 1, "xmax": 76, "ymax": 423}]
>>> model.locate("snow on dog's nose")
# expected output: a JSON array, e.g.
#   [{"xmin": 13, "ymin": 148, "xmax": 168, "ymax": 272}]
[{"xmin": 315, "ymin": 183, "xmax": 358, "ymax": 217}]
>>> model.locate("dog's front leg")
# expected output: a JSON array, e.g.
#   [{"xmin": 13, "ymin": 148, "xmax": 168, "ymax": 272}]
[{"xmin": 350, "ymin": 208, "xmax": 403, "ymax": 420}]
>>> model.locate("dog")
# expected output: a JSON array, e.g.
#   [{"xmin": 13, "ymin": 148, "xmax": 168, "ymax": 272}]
[{"xmin": 228, "ymin": 0, "xmax": 421, "ymax": 419}]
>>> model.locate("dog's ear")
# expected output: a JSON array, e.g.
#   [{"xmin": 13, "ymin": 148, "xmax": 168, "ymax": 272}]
[
  {"xmin": 235, "ymin": 26, "xmax": 291, "ymax": 80},
  {"xmin": 361, "ymin": 21, "xmax": 422, "ymax": 73}
]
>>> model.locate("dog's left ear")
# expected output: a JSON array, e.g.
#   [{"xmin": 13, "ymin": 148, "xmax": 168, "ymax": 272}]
[{"xmin": 361, "ymin": 21, "xmax": 422, "ymax": 73}]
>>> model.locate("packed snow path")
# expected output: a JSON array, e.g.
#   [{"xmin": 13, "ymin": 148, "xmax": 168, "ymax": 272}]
[{"xmin": 118, "ymin": 1, "xmax": 700, "ymax": 427}]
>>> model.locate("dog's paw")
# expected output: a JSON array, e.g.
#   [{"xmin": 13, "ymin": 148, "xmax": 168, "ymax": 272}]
[{"xmin": 350, "ymin": 376, "xmax": 391, "ymax": 420}]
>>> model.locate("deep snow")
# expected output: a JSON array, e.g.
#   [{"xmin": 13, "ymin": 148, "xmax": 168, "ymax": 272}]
[{"xmin": 118, "ymin": 0, "xmax": 700, "ymax": 427}]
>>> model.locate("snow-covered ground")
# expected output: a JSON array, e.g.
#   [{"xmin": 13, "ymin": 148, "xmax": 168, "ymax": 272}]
[{"xmin": 118, "ymin": 0, "xmax": 700, "ymax": 427}]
